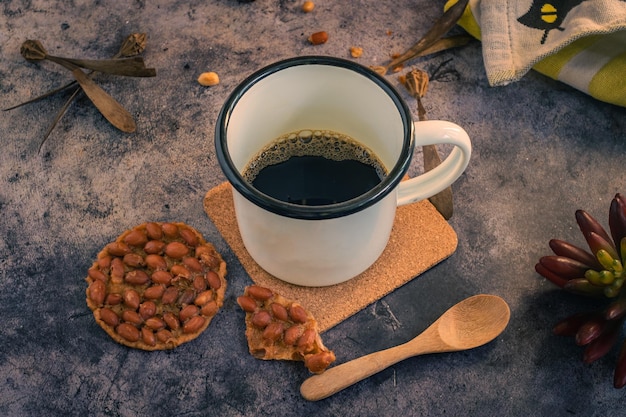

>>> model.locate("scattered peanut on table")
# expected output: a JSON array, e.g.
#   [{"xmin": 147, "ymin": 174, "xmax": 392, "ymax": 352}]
[
  {"xmin": 350, "ymin": 46, "xmax": 363, "ymax": 58},
  {"xmin": 308, "ymin": 31, "xmax": 328, "ymax": 45},
  {"xmin": 198, "ymin": 71, "xmax": 220, "ymax": 86},
  {"xmin": 302, "ymin": 1, "xmax": 315, "ymax": 12}
]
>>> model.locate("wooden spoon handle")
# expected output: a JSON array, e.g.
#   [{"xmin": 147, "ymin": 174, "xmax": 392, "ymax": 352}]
[{"xmin": 300, "ymin": 342, "xmax": 418, "ymax": 401}]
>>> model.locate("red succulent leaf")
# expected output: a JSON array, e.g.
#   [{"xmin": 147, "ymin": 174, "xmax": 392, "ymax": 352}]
[
  {"xmin": 614, "ymin": 340, "xmax": 626, "ymax": 388},
  {"xmin": 576, "ymin": 209, "xmax": 613, "ymax": 244},
  {"xmin": 586, "ymin": 231, "xmax": 620, "ymax": 261},
  {"xmin": 549, "ymin": 238, "xmax": 602, "ymax": 270},
  {"xmin": 583, "ymin": 320, "xmax": 622, "ymax": 364},
  {"xmin": 553, "ymin": 312, "xmax": 594, "ymax": 336},
  {"xmin": 575, "ymin": 317, "xmax": 606, "ymax": 346},
  {"xmin": 535, "ymin": 262, "xmax": 569, "ymax": 287},
  {"xmin": 539, "ymin": 255, "xmax": 589, "ymax": 279},
  {"xmin": 609, "ymin": 193, "xmax": 626, "ymax": 255}
]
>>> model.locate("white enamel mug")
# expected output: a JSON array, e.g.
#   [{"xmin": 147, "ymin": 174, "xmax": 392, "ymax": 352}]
[{"xmin": 215, "ymin": 56, "xmax": 471, "ymax": 287}]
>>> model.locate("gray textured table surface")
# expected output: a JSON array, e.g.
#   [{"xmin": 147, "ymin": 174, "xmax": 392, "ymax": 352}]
[{"xmin": 1, "ymin": 1, "xmax": 625, "ymax": 416}]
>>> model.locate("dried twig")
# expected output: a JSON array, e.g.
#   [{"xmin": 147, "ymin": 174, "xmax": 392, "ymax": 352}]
[
  {"xmin": 372, "ymin": 0, "xmax": 470, "ymax": 75},
  {"xmin": 403, "ymin": 69, "xmax": 454, "ymax": 220}
]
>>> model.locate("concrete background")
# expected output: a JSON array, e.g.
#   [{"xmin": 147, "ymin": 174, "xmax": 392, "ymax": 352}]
[{"xmin": 1, "ymin": 1, "xmax": 625, "ymax": 416}]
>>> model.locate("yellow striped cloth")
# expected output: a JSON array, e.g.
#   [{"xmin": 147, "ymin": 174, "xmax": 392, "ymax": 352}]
[{"xmin": 444, "ymin": 0, "xmax": 626, "ymax": 107}]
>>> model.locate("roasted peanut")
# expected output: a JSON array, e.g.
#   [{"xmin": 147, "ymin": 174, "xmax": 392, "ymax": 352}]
[
  {"xmin": 106, "ymin": 241, "xmax": 131, "ymax": 257},
  {"xmin": 308, "ymin": 31, "xmax": 328, "ymax": 45},
  {"xmin": 165, "ymin": 241, "xmax": 189, "ymax": 259},
  {"xmin": 143, "ymin": 285, "xmax": 165, "ymax": 300},
  {"xmin": 192, "ymin": 275, "xmax": 207, "ymax": 292},
  {"xmin": 124, "ymin": 270, "xmax": 150, "ymax": 285},
  {"xmin": 170, "ymin": 264, "xmax": 190, "ymax": 278},
  {"xmin": 123, "ymin": 289, "xmax": 140, "ymax": 310},
  {"xmin": 123, "ymin": 253, "xmax": 145, "ymax": 268},
  {"xmin": 297, "ymin": 328, "xmax": 317, "ymax": 352},
  {"xmin": 144, "ymin": 317, "xmax": 166, "ymax": 330},
  {"xmin": 161, "ymin": 223, "xmax": 179, "ymax": 238},
  {"xmin": 145, "ymin": 222, "xmax": 163, "ymax": 240},
  {"xmin": 123, "ymin": 229, "xmax": 148, "ymax": 247},
  {"xmin": 194, "ymin": 245, "xmax": 209, "ymax": 256},
  {"xmin": 97, "ymin": 255, "xmax": 112, "ymax": 269},
  {"xmin": 141, "ymin": 328, "xmax": 157, "ymax": 346},
  {"xmin": 304, "ymin": 351, "xmax": 336, "ymax": 373},
  {"xmin": 88, "ymin": 280, "xmax": 106, "ymax": 305},
  {"xmin": 262, "ymin": 322, "xmax": 284, "ymax": 342},
  {"xmin": 110, "ymin": 257, "xmax": 125, "ymax": 283},
  {"xmin": 156, "ymin": 329, "xmax": 173, "ymax": 343},
  {"xmin": 178, "ymin": 289, "xmax": 195, "ymax": 305},
  {"xmin": 88, "ymin": 268, "xmax": 107, "ymax": 282},
  {"xmin": 270, "ymin": 303, "xmax": 289, "ymax": 321},
  {"xmin": 247, "ymin": 285, "xmax": 273, "ymax": 301},
  {"xmin": 99, "ymin": 307, "xmax": 119, "ymax": 327},
  {"xmin": 200, "ymin": 300, "xmax": 218, "ymax": 316},
  {"xmin": 151, "ymin": 270, "xmax": 173, "ymax": 285},
  {"xmin": 179, "ymin": 228, "xmax": 199, "ymax": 246},
  {"xmin": 196, "ymin": 246, "xmax": 220, "ymax": 268},
  {"xmin": 161, "ymin": 286, "xmax": 179, "ymax": 304},
  {"xmin": 179, "ymin": 304, "xmax": 199, "ymax": 322},
  {"xmin": 197, "ymin": 72, "xmax": 220, "ymax": 87},
  {"xmin": 350, "ymin": 46, "xmax": 363, "ymax": 58},
  {"xmin": 144, "ymin": 240, "xmax": 166, "ymax": 254},
  {"xmin": 284, "ymin": 325, "xmax": 303, "ymax": 345},
  {"xmin": 289, "ymin": 304, "xmax": 308, "ymax": 323},
  {"xmin": 163, "ymin": 312, "xmax": 180, "ymax": 330},
  {"xmin": 183, "ymin": 315, "xmax": 206, "ymax": 333},
  {"xmin": 206, "ymin": 271, "xmax": 221, "ymax": 290},
  {"xmin": 302, "ymin": 1, "xmax": 315, "ymax": 12},
  {"xmin": 139, "ymin": 301, "xmax": 157, "ymax": 319},
  {"xmin": 106, "ymin": 293, "xmax": 122, "ymax": 305},
  {"xmin": 194, "ymin": 290, "xmax": 213, "ymax": 307},
  {"xmin": 122, "ymin": 310, "xmax": 143, "ymax": 326},
  {"xmin": 237, "ymin": 295, "xmax": 258, "ymax": 313},
  {"xmin": 116, "ymin": 323, "xmax": 140, "ymax": 342},
  {"xmin": 251, "ymin": 310, "xmax": 272, "ymax": 328},
  {"xmin": 183, "ymin": 257, "xmax": 203, "ymax": 272},
  {"xmin": 145, "ymin": 254, "xmax": 167, "ymax": 270}
]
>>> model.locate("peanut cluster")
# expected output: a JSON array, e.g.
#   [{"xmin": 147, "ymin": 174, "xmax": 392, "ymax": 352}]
[{"xmin": 86, "ymin": 222, "xmax": 227, "ymax": 350}]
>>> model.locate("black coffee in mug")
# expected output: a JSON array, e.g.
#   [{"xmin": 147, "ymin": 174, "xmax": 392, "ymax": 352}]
[{"xmin": 242, "ymin": 129, "xmax": 387, "ymax": 206}]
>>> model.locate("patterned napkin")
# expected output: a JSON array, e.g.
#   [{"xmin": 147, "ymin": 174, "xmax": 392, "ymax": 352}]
[{"xmin": 445, "ymin": 0, "xmax": 626, "ymax": 107}]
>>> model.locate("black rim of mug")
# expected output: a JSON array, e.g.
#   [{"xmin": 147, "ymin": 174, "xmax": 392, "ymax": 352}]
[{"xmin": 215, "ymin": 56, "xmax": 415, "ymax": 220}]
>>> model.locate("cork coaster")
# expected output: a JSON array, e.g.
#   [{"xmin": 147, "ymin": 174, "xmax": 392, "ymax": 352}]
[{"xmin": 203, "ymin": 182, "xmax": 457, "ymax": 332}]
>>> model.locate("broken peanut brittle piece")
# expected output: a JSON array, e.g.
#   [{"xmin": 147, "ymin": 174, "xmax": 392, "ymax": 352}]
[{"xmin": 237, "ymin": 285, "xmax": 335, "ymax": 373}]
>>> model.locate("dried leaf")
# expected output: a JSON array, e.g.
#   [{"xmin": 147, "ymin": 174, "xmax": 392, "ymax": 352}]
[{"xmin": 378, "ymin": 0, "xmax": 470, "ymax": 75}]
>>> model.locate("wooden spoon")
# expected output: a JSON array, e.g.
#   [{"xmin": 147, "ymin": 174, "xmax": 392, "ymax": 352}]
[{"xmin": 300, "ymin": 294, "xmax": 510, "ymax": 401}]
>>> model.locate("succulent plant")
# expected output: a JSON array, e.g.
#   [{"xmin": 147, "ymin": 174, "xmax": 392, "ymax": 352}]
[{"xmin": 535, "ymin": 193, "xmax": 626, "ymax": 388}]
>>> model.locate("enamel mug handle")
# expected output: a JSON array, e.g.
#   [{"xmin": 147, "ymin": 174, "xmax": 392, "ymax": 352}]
[{"xmin": 396, "ymin": 120, "xmax": 472, "ymax": 207}]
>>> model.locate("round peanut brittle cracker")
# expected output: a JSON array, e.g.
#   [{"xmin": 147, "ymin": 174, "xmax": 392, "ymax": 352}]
[
  {"xmin": 85, "ymin": 222, "xmax": 227, "ymax": 350},
  {"xmin": 237, "ymin": 285, "xmax": 335, "ymax": 373}
]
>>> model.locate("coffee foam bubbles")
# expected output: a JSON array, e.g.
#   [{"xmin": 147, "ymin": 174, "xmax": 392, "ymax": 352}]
[{"xmin": 242, "ymin": 129, "xmax": 387, "ymax": 182}]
